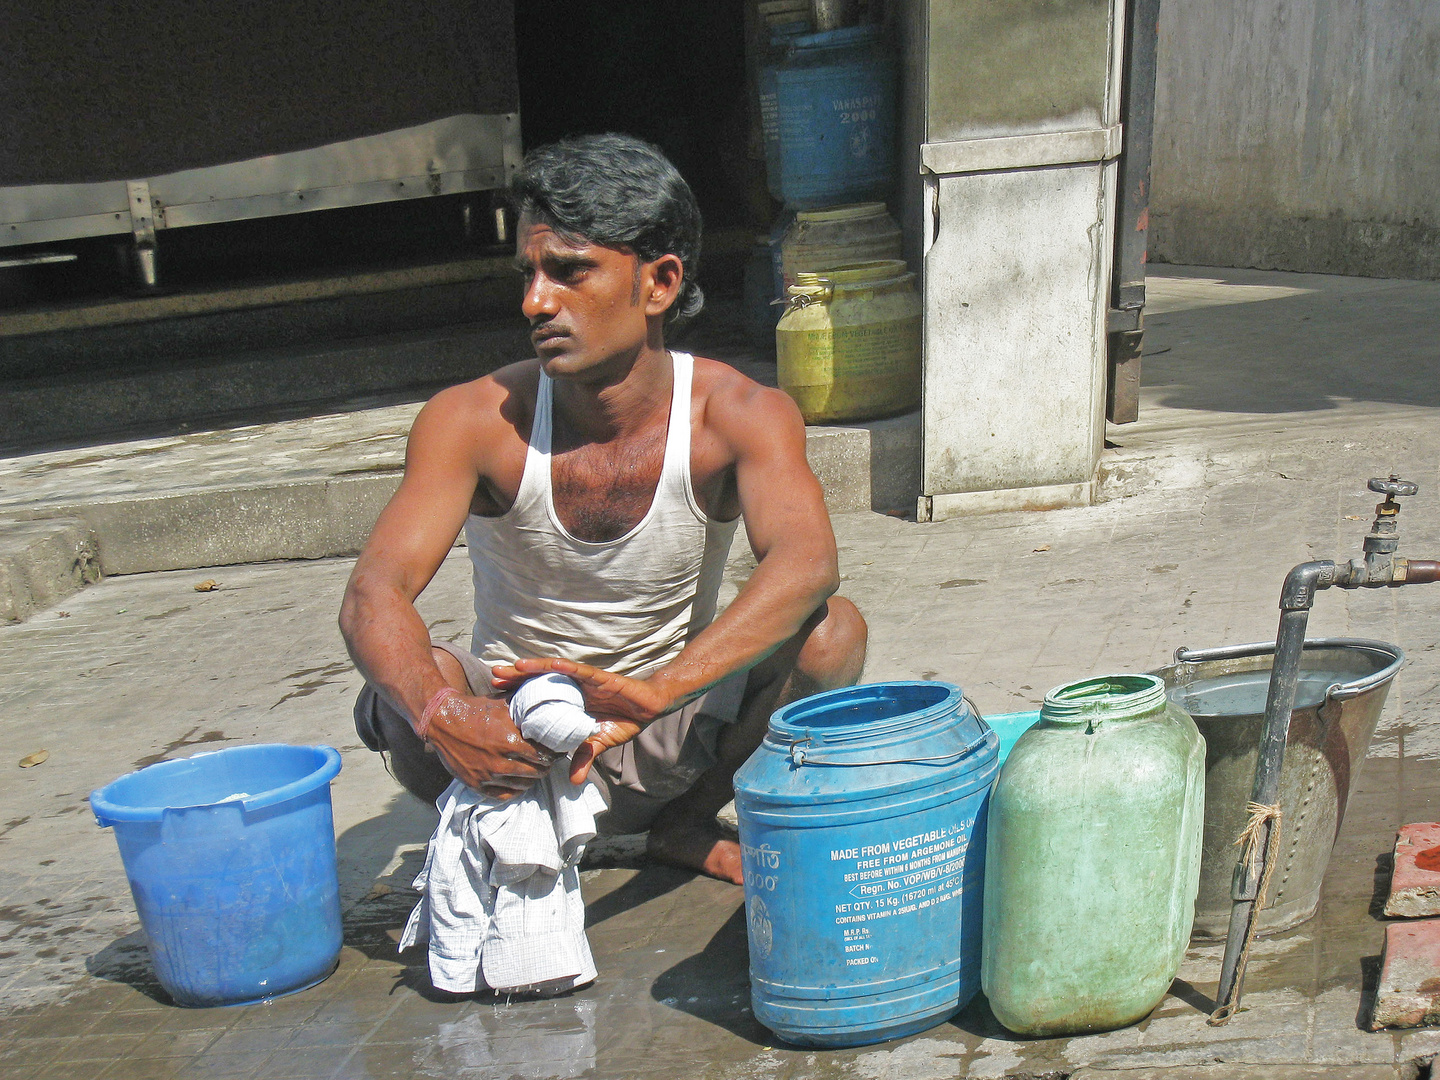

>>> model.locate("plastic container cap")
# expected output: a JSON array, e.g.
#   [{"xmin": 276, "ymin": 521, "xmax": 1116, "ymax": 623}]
[{"xmin": 1040, "ymin": 674, "xmax": 1168, "ymax": 724}]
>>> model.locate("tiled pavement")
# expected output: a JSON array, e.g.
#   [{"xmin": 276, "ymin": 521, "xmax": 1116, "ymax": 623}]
[{"xmin": 4, "ymin": 266, "xmax": 1440, "ymax": 1076}]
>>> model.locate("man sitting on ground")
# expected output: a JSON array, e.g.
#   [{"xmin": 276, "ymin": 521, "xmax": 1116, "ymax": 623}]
[{"xmin": 340, "ymin": 133, "xmax": 867, "ymax": 885}]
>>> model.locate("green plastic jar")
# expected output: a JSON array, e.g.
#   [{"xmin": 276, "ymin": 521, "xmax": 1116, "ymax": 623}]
[{"xmin": 980, "ymin": 674, "xmax": 1205, "ymax": 1037}]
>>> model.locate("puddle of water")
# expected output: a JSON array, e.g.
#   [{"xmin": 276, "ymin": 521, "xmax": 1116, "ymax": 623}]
[
  {"xmin": 132, "ymin": 727, "xmax": 228, "ymax": 770},
  {"xmin": 422, "ymin": 997, "xmax": 598, "ymax": 1080}
]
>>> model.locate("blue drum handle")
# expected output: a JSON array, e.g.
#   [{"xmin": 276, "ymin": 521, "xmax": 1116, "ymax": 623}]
[{"xmin": 788, "ymin": 725, "xmax": 991, "ymax": 767}]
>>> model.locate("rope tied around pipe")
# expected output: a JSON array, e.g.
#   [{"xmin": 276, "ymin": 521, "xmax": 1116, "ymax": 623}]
[{"xmin": 1208, "ymin": 802, "xmax": 1284, "ymax": 1026}]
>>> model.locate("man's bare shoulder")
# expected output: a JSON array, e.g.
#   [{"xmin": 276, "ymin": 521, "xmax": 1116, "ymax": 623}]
[
  {"xmin": 413, "ymin": 359, "xmax": 542, "ymax": 442},
  {"xmin": 691, "ymin": 356, "xmax": 806, "ymax": 449}
]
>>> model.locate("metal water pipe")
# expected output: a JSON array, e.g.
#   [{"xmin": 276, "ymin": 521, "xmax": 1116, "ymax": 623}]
[{"xmin": 1210, "ymin": 477, "xmax": 1440, "ymax": 1021}]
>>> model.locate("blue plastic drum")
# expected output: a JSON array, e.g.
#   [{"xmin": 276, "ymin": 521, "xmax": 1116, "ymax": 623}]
[
  {"xmin": 771, "ymin": 25, "xmax": 898, "ymax": 208},
  {"xmin": 734, "ymin": 682, "xmax": 997, "ymax": 1047},
  {"xmin": 91, "ymin": 744, "xmax": 343, "ymax": 1007}
]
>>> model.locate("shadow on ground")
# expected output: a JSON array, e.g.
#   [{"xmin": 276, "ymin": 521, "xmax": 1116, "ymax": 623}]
[
  {"xmin": 584, "ymin": 864, "xmax": 692, "ymax": 929},
  {"xmin": 1143, "ymin": 270, "xmax": 1440, "ymax": 415},
  {"xmin": 651, "ymin": 903, "xmax": 772, "ymax": 1045},
  {"xmin": 85, "ymin": 928, "xmax": 174, "ymax": 1006}
]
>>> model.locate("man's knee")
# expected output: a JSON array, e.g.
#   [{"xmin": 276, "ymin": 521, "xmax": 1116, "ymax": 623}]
[
  {"xmin": 797, "ymin": 596, "xmax": 867, "ymax": 689},
  {"xmin": 354, "ymin": 681, "xmax": 454, "ymax": 806},
  {"xmin": 432, "ymin": 646, "xmax": 470, "ymax": 693}
]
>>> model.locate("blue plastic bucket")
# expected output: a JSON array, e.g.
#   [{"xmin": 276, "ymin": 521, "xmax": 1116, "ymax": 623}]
[
  {"xmin": 90, "ymin": 744, "xmax": 343, "ymax": 1007},
  {"xmin": 734, "ymin": 681, "xmax": 997, "ymax": 1047}
]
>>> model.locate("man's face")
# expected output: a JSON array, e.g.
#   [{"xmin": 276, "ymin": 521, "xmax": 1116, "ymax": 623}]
[{"xmin": 515, "ymin": 217, "xmax": 652, "ymax": 380}]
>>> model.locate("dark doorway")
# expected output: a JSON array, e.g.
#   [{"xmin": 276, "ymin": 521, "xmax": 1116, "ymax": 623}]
[{"xmin": 514, "ymin": 0, "xmax": 758, "ymax": 280}]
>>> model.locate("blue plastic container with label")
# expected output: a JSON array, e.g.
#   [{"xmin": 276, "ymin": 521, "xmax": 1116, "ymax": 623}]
[
  {"xmin": 733, "ymin": 682, "xmax": 997, "ymax": 1047},
  {"xmin": 771, "ymin": 25, "xmax": 898, "ymax": 208},
  {"xmin": 758, "ymin": 21, "xmax": 812, "ymax": 202},
  {"xmin": 91, "ymin": 744, "xmax": 343, "ymax": 1007}
]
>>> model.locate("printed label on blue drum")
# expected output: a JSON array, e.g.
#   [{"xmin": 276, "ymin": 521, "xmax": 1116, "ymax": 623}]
[
  {"xmin": 828, "ymin": 821, "xmax": 971, "ymax": 957},
  {"xmin": 741, "ymin": 840, "xmax": 783, "ymax": 896},
  {"xmin": 748, "ymin": 895, "xmax": 774, "ymax": 960},
  {"xmin": 741, "ymin": 841, "xmax": 782, "ymax": 963}
]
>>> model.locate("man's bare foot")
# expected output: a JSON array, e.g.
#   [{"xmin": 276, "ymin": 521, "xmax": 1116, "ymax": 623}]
[{"xmin": 646, "ymin": 819, "xmax": 744, "ymax": 885}]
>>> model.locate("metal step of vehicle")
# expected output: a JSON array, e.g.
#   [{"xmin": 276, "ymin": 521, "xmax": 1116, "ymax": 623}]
[{"xmin": 0, "ymin": 255, "xmax": 520, "ymax": 381}]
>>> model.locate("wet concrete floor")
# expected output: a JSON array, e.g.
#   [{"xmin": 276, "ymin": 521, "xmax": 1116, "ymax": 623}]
[
  {"xmin": 0, "ymin": 754, "xmax": 1434, "ymax": 1079},
  {"xmin": 6, "ymin": 265, "xmax": 1440, "ymax": 1075}
]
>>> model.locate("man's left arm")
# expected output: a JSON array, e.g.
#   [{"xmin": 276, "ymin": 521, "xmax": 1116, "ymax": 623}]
[
  {"xmin": 650, "ymin": 379, "xmax": 840, "ymax": 704},
  {"xmin": 493, "ymin": 381, "xmax": 840, "ymax": 775}
]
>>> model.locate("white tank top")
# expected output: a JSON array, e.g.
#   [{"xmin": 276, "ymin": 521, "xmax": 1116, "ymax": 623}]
[{"xmin": 465, "ymin": 352, "xmax": 739, "ymax": 680}]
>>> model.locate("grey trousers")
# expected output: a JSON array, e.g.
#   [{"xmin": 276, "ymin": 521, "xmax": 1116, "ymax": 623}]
[{"xmin": 354, "ymin": 640, "xmax": 748, "ymax": 834}]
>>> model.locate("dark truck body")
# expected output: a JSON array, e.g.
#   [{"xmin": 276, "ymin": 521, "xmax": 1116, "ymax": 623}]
[{"xmin": 1, "ymin": 0, "xmax": 520, "ymax": 255}]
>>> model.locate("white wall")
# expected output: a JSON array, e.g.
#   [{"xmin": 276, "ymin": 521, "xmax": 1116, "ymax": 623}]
[{"xmin": 1149, "ymin": 0, "xmax": 1440, "ymax": 279}]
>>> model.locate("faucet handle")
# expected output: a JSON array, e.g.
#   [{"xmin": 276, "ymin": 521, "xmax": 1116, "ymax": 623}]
[{"xmin": 1369, "ymin": 476, "xmax": 1418, "ymax": 499}]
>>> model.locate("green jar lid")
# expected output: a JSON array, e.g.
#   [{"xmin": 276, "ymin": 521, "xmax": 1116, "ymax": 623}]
[{"xmin": 1040, "ymin": 674, "xmax": 1168, "ymax": 725}]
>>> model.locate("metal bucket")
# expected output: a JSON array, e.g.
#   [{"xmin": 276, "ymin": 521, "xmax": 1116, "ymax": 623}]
[{"xmin": 1153, "ymin": 638, "xmax": 1403, "ymax": 939}]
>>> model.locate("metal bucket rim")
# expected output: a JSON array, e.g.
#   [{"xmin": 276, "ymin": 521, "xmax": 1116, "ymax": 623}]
[{"xmin": 1169, "ymin": 637, "xmax": 1404, "ymax": 704}]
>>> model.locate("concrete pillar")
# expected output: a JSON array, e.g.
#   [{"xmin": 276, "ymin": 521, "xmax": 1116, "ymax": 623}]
[{"xmin": 902, "ymin": 0, "xmax": 1126, "ymax": 520}]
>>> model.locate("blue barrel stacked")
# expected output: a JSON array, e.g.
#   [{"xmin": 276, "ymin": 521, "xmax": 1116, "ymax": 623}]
[
  {"xmin": 746, "ymin": 12, "xmax": 901, "ymax": 360},
  {"xmin": 765, "ymin": 26, "xmax": 898, "ymax": 208},
  {"xmin": 733, "ymin": 682, "xmax": 997, "ymax": 1047}
]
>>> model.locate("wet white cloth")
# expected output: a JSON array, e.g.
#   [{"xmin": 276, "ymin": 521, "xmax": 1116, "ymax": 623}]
[{"xmin": 400, "ymin": 674, "xmax": 609, "ymax": 994}]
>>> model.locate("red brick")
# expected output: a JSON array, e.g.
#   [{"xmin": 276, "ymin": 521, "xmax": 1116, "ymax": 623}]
[
  {"xmin": 1372, "ymin": 918, "xmax": 1440, "ymax": 1029},
  {"xmin": 1384, "ymin": 822, "xmax": 1440, "ymax": 918}
]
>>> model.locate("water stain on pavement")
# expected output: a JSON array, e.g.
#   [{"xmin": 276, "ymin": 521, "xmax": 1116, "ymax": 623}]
[
  {"xmin": 271, "ymin": 661, "xmax": 353, "ymax": 709},
  {"xmin": 142, "ymin": 606, "xmax": 191, "ymax": 621},
  {"xmin": 132, "ymin": 726, "xmax": 228, "ymax": 769},
  {"xmin": 334, "ymin": 464, "xmax": 405, "ymax": 476},
  {"xmin": 0, "ymin": 903, "xmax": 49, "ymax": 929}
]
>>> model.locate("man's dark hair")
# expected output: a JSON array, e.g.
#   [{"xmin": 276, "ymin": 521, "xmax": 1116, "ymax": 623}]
[{"xmin": 508, "ymin": 133, "xmax": 704, "ymax": 321}]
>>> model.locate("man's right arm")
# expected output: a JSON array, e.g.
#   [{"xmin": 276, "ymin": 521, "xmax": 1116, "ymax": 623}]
[{"xmin": 338, "ymin": 382, "xmax": 551, "ymax": 798}]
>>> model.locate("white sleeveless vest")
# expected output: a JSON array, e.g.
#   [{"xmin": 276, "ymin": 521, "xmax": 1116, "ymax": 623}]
[{"xmin": 464, "ymin": 352, "xmax": 739, "ymax": 680}]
